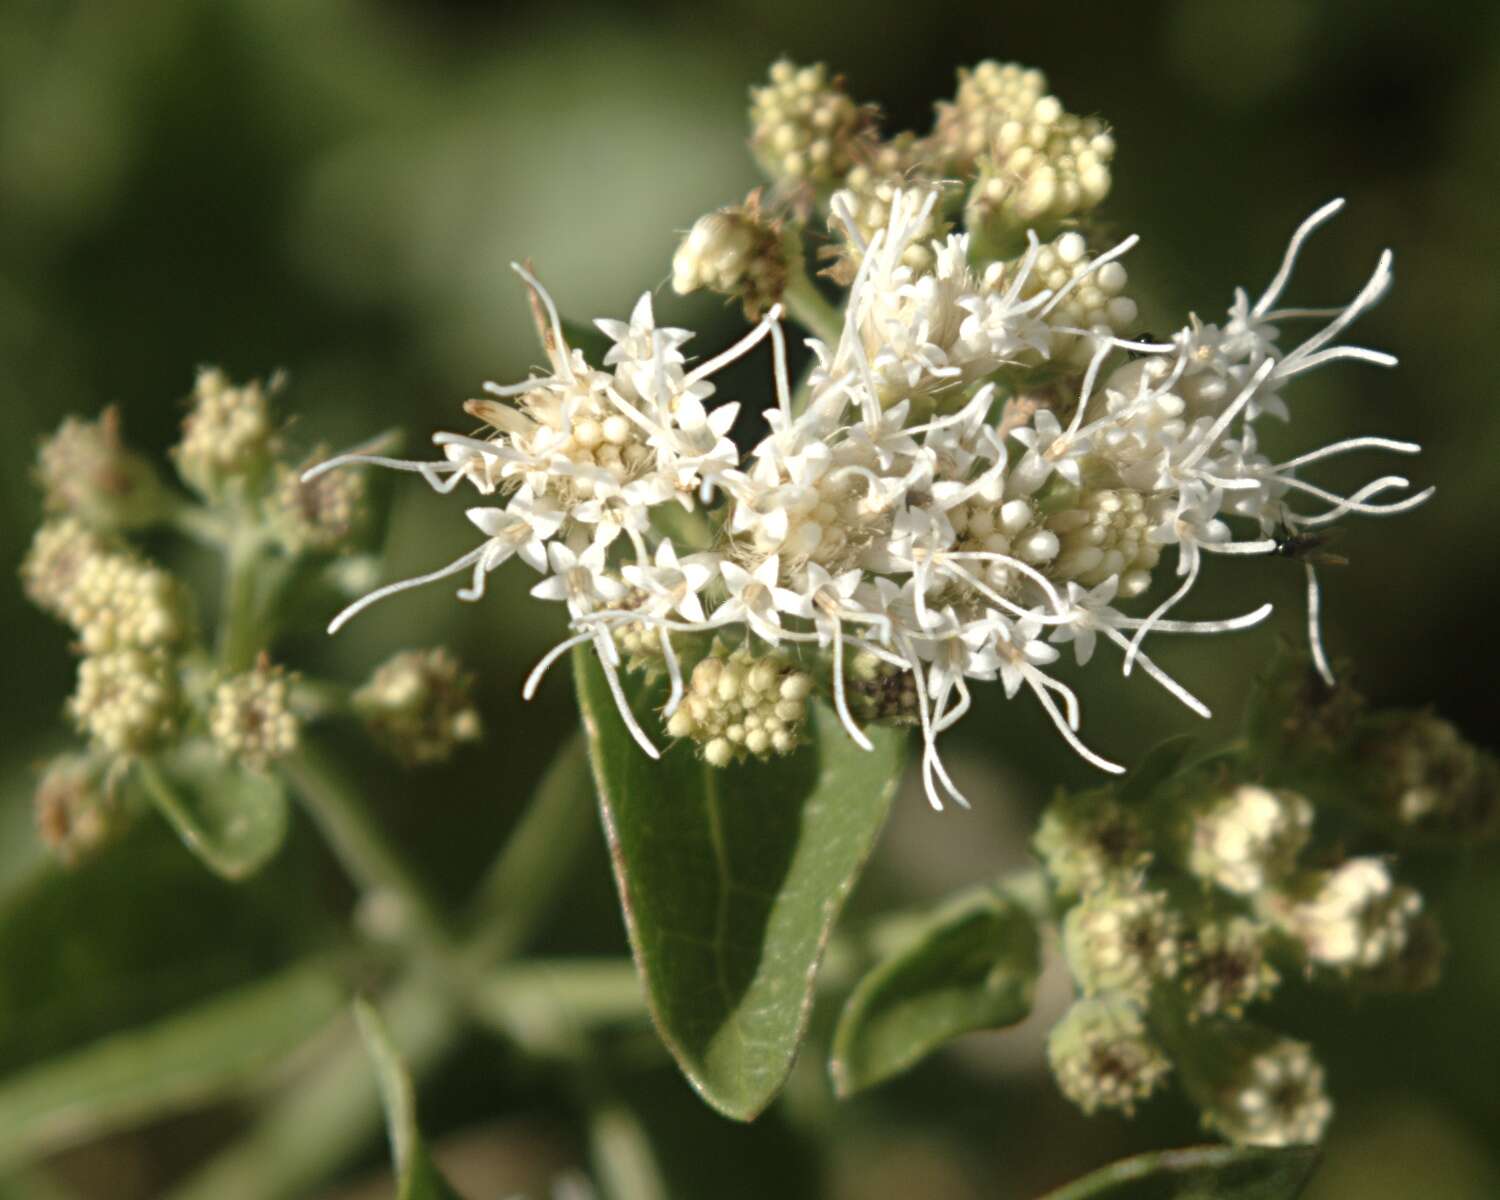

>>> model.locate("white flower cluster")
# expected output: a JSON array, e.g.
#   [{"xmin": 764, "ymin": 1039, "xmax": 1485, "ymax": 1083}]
[{"xmin": 311, "ymin": 187, "xmax": 1426, "ymax": 808}]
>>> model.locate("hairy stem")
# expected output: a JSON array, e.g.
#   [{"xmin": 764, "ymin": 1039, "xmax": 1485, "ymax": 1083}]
[
  {"xmin": 218, "ymin": 526, "xmax": 267, "ymax": 673},
  {"xmin": 782, "ymin": 264, "xmax": 844, "ymax": 347}
]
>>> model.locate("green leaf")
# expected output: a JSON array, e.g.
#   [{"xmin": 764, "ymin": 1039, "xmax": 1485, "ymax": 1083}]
[
  {"xmin": 0, "ymin": 963, "xmax": 344, "ymax": 1170},
  {"xmin": 1117, "ymin": 734, "xmax": 1198, "ymax": 806},
  {"xmin": 573, "ymin": 647, "xmax": 908, "ymax": 1121},
  {"xmin": 0, "ymin": 819, "xmax": 331, "ymax": 1078},
  {"xmin": 830, "ymin": 887, "xmax": 1039, "ymax": 1095},
  {"xmin": 354, "ymin": 998, "xmax": 465, "ymax": 1200},
  {"xmin": 1037, "ymin": 1144, "xmax": 1320, "ymax": 1200},
  {"xmin": 136, "ymin": 741, "xmax": 289, "ymax": 880}
]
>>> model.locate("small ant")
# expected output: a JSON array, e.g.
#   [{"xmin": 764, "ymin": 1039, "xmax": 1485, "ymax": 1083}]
[{"xmin": 1271, "ymin": 516, "xmax": 1349, "ymax": 568}]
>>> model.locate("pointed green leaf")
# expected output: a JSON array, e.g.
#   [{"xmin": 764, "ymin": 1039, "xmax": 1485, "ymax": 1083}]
[
  {"xmin": 830, "ymin": 888, "xmax": 1039, "ymax": 1095},
  {"xmin": 354, "ymin": 998, "xmax": 464, "ymax": 1200},
  {"xmin": 0, "ymin": 820, "xmax": 332, "ymax": 1078},
  {"xmin": 136, "ymin": 741, "xmax": 289, "ymax": 880},
  {"xmin": 1117, "ymin": 734, "xmax": 1198, "ymax": 806},
  {"xmin": 573, "ymin": 647, "xmax": 908, "ymax": 1121},
  {"xmin": 0, "ymin": 964, "xmax": 343, "ymax": 1169},
  {"xmin": 1037, "ymin": 1143, "xmax": 1320, "ymax": 1200}
]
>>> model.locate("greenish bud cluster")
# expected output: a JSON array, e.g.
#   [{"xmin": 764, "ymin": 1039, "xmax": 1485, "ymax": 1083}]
[
  {"xmin": 1062, "ymin": 884, "xmax": 1181, "ymax": 1001},
  {"xmin": 35, "ymin": 408, "xmax": 168, "ymax": 530},
  {"xmin": 664, "ymin": 645, "xmax": 813, "ymax": 766},
  {"xmin": 210, "ymin": 659, "xmax": 300, "ymax": 771},
  {"xmin": 1174, "ymin": 1023, "xmax": 1331, "ymax": 1148},
  {"xmin": 353, "ymin": 648, "xmax": 482, "ymax": 766},
  {"xmin": 1033, "ymin": 788, "xmax": 1150, "ymax": 899},
  {"xmin": 68, "ymin": 648, "xmax": 178, "ymax": 756},
  {"xmin": 1029, "ymin": 657, "xmax": 1477, "ymax": 1140},
  {"xmin": 1356, "ymin": 710, "xmax": 1499, "ymax": 839},
  {"xmin": 33, "ymin": 754, "xmax": 122, "ymax": 867},
  {"xmin": 1179, "ymin": 916, "xmax": 1279, "ymax": 1019},
  {"xmin": 671, "ymin": 191, "xmax": 790, "ymax": 320},
  {"xmin": 172, "ymin": 367, "xmax": 280, "ymax": 496},
  {"xmin": 1046, "ymin": 994, "xmax": 1172, "ymax": 1116},
  {"xmin": 749, "ymin": 60, "xmax": 875, "ymax": 190}
]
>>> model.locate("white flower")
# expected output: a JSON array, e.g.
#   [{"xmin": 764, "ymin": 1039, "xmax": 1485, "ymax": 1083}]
[
  {"xmin": 620, "ymin": 540, "xmax": 717, "ymax": 624},
  {"xmin": 309, "ymin": 191, "xmax": 1429, "ymax": 807}
]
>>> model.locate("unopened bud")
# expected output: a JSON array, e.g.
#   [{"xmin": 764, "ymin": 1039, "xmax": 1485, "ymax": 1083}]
[
  {"xmin": 1262, "ymin": 858, "xmax": 1424, "ymax": 972},
  {"xmin": 272, "ymin": 447, "xmax": 368, "ymax": 555},
  {"xmin": 1047, "ymin": 993, "xmax": 1171, "ymax": 1116},
  {"xmin": 353, "ymin": 648, "xmax": 482, "ymax": 766},
  {"xmin": 1177, "ymin": 1023, "xmax": 1331, "ymax": 1147},
  {"xmin": 1062, "ymin": 885, "xmax": 1181, "ymax": 1000},
  {"xmin": 1356, "ymin": 711, "xmax": 1499, "ymax": 840},
  {"xmin": 672, "ymin": 193, "xmax": 789, "ymax": 320},
  {"xmin": 34, "ymin": 754, "xmax": 122, "ymax": 866},
  {"xmin": 668, "ymin": 643, "xmax": 811, "ymax": 763},
  {"xmin": 172, "ymin": 367, "xmax": 279, "ymax": 496},
  {"xmin": 35, "ymin": 408, "xmax": 168, "ymax": 530},
  {"xmin": 749, "ymin": 59, "xmax": 876, "ymax": 191},
  {"xmin": 68, "ymin": 648, "xmax": 178, "ymax": 757},
  {"xmin": 1033, "ymin": 788, "xmax": 1150, "ymax": 898},
  {"xmin": 210, "ymin": 659, "xmax": 300, "ymax": 771},
  {"xmin": 1183, "ymin": 783, "xmax": 1312, "ymax": 896}
]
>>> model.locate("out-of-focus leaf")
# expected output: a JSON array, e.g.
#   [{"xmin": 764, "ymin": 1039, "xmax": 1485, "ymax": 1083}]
[
  {"xmin": 1037, "ymin": 1143, "xmax": 1320, "ymax": 1200},
  {"xmin": 1117, "ymin": 734, "xmax": 1198, "ymax": 806},
  {"xmin": 354, "ymin": 998, "xmax": 465, "ymax": 1200},
  {"xmin": 573, "ymin": 647, "xmax": 907, "ymax": 1121},
  {"xmin": 0, "ymin": 963, "xmax": 344, "ymax": 1169},
  {"xmin": 830, "ymin": 888, "xmax": 1039, "ymax": 1095},
  {"xmin": 0, "ymin": 820, "xmax": 330, "ymax": 1078},
  {"xmin": 136, "ymin": 741, "xmax": 289, "ymax": 880}
]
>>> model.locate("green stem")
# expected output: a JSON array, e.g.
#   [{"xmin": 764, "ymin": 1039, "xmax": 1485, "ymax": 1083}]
[
  {"xmin": 585, "ymin": 1091, "xmax": 669, "ymax": 1200},
  {"xmin": 166, "ymin": 499, "xmax": 230, "ymax": 548},
  {"xmin": 781, "ymin": 264, "xmax": 844, "ymax": 346},
  {"xmin": 279, "ymin": 742, "xmax": 456, "ymax": 962},
  {"xmin": 463, "ymin": 734, "xmax": 595, "ymax": 965},
  {"xmin": 218, "ymin": 527, "xmax": 267, "ymax": 673},
  {"xmin": 469, "ymin": 960, "xmax": 647, "ymax": 1051}
]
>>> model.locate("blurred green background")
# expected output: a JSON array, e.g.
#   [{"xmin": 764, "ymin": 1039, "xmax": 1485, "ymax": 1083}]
[{"xmin": 3, "ymin": 1, "xmax": 1498, "ymax": 1196}]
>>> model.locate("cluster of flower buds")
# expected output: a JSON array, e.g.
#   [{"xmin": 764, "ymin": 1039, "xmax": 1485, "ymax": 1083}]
[
  {"xmin": 33, "ymin": 408, "xmax": 169, "ymax": 530},
  {"xmin": 671, "ymin": 191, "xmax": 790, "ymax": 320},
  {"xmin": 352, "ymin": 648, "xmax": 483, "ymax": 766},
  {"xmin": 22, "ymin": 368, "xmax": 479, "ymax": 866},
  {"xmin": 1032, "ymin": 654, "xmax": 1494, "ymax": 1143},
  {"xmin": 749, "ymin": 59, "xmax": 876, "ymax": 192},
  {"xmin": 209, "ymin": 658, "xmax": 301, "ymax": 770},
  {"xmin": 663, "ymin": 642, "xmax": 813, "ymax": 764},
  {"xmin": 33, "ymin": 753, "xmax": 124, "ymax": 866}
]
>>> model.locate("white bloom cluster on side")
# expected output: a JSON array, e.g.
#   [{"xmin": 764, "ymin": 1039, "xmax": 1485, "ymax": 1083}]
[
  {"xmin": 311, "ymin": 190, "xmax": 1427, "ymax": 808},
  {"xmin": 1186, "ymin": 784, "xmax": 1312, "ymax": 896},
  {"xmin": 1263, "ymin": 857, "xmax": 1424, "ymax": 971}
]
